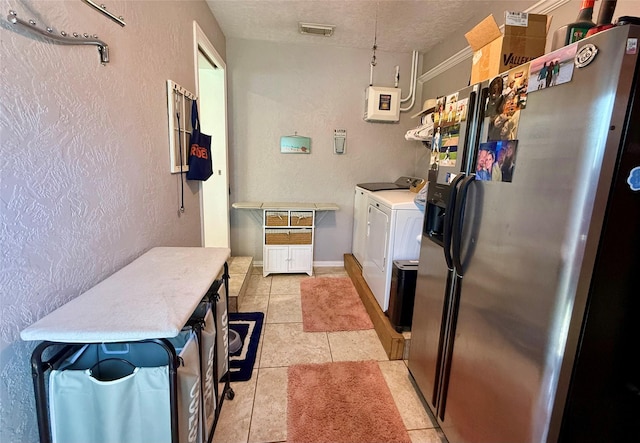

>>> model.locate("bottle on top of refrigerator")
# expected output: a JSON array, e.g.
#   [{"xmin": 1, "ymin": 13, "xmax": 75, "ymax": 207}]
[
  {"xmin": 565, "ymin": 0, "xmax": 596, "ymax": 44},
  {"xmin": 586, "ymin": 0, "xmax": 618, "ymax": 37}
]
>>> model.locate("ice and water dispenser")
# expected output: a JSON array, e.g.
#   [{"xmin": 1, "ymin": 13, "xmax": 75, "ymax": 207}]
[{"xmin": 423, "ymin": 183, "xmax": 450, "ymax": 244}]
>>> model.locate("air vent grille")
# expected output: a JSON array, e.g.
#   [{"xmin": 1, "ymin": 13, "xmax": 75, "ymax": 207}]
[{"xmin": 298, "ymin": 22, "xmax": 335, "ymax": 37}]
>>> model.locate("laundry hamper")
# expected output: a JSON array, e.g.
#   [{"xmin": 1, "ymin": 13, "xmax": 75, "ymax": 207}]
[
  {"xmin": 20, "ymin": 247, "xmax": 234, "ymax": 443},
  {"xmin": 48, "ymin": 332, "xmax": 202, "ymax": 443}
]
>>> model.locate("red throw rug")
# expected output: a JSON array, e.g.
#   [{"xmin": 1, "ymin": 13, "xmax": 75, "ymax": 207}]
[
  {"xmin": 300, "ymin": 277, "xmax": 373, "ymax": 332},
  {"xmin": 287, "ymin": 360, "xmax": 411, "ymax": 443}
]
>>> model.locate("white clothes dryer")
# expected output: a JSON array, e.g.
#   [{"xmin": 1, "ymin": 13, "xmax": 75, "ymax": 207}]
[
  {"xmin": 362, "ymin": 190, "xmax": 424, "ymax": 312},
  {"xmin": 352, "ymin": 177, "xmax": 424, "ymax": 265}
]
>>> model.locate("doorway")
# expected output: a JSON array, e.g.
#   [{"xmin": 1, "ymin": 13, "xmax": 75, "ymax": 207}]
[{"xmin": 193, "ymin": 22, "xmax": 230, "ymax": 248}]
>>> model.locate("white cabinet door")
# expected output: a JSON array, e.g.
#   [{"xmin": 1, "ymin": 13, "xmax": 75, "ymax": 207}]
[
  {"xmin": 264, "ymin": 246, "xmax": 289, "ymax": 274},
  {"xmin": 288, "ymin": 246, "xmax": 312, "ymax": 274}
]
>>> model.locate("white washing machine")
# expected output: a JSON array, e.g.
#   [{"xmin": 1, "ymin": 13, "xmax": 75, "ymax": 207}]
[{"xmin": 362, "ymin": 190, "xmax": 423, "ymax": 312}]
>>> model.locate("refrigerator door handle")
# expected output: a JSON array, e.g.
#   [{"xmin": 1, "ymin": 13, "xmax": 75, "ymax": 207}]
[
  {"xmin": 469, "ymin": 86, "xmax": 490, "ymax": 171},
  {"xmin": 443, "ymin": 173, "xmax": 466, "ymax": 269},
  {"xmin": 452, "ymin": 174, "xmax": 475, "ymax": 275},
  {"xmin": 459, "ymin": 90, "xmax": 477, "ymax": 170}
]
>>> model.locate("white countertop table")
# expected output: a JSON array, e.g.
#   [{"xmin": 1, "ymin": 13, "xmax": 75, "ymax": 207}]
[{"xmin": 20, "ymin": 247, "xmax": 230, "ymax": 343}]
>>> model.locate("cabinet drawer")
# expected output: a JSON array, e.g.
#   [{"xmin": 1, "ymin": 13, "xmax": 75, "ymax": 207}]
[
  {"xmin": 265, "ymin": 211, "xmax": 288, "ymax": 226},
  {"xmin": 289, "ymin": 229, "xmax": 312, "ymax": 245},
  {"xmin": 290, "ymin": 211, "xmax": 314, "ymax": 226},
  {"xmin": 265, "ymin": 229, "xmax": 290, "ymax": 244}
]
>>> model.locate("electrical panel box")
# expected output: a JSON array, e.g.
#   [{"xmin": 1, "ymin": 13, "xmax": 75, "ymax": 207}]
[{"xmin": 364, "ymin": 86, "xmax": 401, "ymax": 123}]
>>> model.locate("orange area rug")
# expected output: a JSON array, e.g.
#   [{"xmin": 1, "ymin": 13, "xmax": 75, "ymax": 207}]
[
  {"xmin": 287, "ymin": 360, "xmax": 411, "ymax": 443},
  {"xmin": 300, "ymin": 277, "xmax": 373, "ymax": 332}
]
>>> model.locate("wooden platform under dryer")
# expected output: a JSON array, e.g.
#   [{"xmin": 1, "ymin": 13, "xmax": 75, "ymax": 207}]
[{"xmin": 344, "ymin": 254, "xmax": 405, "ymax": 360}]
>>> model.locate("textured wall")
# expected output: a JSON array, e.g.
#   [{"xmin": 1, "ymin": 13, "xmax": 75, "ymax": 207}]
[
  {"xmin": 227, "ymin": 38, "xmax": 428, "ymax": 262},
  {"xmin": 0, "ymin": 1, "xmax": 225, "ymax": 441}
]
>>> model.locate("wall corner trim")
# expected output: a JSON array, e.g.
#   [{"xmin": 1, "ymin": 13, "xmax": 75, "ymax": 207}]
[{"xmin": 417, "ymin": 0, "xmax": 571, "ymax": 84}]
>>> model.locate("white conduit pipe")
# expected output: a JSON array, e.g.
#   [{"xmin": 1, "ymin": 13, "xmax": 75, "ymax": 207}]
[
  {"xmin": 400, "ymin": 50, "xmax": 418, "ymax": 103},
  {"xmin": 399, "ymin": 50, "xmax": 418, "ymax": 112},
  {"xmin": 369, "ymin": 62, "xmax": 374, "ymax": 86}
]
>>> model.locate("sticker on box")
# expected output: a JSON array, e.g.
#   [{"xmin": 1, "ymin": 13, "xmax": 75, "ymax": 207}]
[{"xmin": 505, "ymin": 11, "xmax": 529, "ymax": 27}]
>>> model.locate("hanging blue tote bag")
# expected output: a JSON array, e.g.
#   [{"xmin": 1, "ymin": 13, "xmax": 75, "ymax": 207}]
[{"xmin": 186, "ymin": 100, "xmax": 213, "ymax": 181}]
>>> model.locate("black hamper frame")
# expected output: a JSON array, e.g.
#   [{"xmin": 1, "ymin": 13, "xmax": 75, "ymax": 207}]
[{"xmin": 187, "ymin": 262, "xmax": 234, "ymax": 443}]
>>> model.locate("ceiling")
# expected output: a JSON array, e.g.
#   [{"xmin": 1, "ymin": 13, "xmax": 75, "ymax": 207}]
[{"xmin": 205, "ymin": 0, "xmax": 532, "ymax": 54}]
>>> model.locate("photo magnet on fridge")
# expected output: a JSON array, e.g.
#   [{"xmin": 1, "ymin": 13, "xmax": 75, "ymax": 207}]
[
  {"xmin": 527, "ymin": 43, "xmax": 578, "ymax": 93},
  {"xmin": 475, "ymin": 140, "xmax": 518, "ymax": 183}
]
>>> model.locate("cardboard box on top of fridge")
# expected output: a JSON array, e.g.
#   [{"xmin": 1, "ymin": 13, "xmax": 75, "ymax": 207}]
[{"xmin": 465, "ymin": 12, "xmax": 550, "ymax": 84}]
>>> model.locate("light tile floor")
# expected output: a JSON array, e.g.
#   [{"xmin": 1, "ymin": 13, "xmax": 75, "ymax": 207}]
[{"xmin": 213, "ymin": 267, "xmax": 446, "ymax": 443}]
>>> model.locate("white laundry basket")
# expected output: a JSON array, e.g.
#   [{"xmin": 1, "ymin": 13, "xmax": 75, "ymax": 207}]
[{"xmin": 48, "ymin": 332, "xmax": 202, "ymax": 443}]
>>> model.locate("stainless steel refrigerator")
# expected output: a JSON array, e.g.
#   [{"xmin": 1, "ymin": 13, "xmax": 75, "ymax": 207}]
[{"xmin": 408, "ymin": 24, "xmax": 640, "ymax": 443}]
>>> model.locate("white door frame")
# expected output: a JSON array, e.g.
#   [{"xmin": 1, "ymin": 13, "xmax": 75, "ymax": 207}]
[{"xmin": 193, "ymin": 21, "xmax": 230, "ymax": 248}]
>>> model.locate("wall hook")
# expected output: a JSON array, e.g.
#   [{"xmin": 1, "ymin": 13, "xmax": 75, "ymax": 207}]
[
  {"xmin": 81, "ymin": 0, "xmax": 126, "ymax": 27},
  {"xmin": 7, "ymin": 10, "xmax": 110, "ymax": 64}
]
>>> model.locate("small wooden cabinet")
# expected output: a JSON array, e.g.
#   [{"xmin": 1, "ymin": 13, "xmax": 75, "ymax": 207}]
[{"xmin": 263, "ymin": 209, "xmax": 315, "ymax": 277}]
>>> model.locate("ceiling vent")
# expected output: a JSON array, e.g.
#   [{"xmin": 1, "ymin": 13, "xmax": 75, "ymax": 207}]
[{"xmin": 298, "ymin": 22, "xmax": 335, "ymax": 37}]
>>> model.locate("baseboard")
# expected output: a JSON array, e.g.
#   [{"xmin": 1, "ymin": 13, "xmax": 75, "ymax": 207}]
[
  {"xmin": 313, "ymin": 261, "xmax": 345, "ymax": 267},
  {"xmin": 344, "ymin": 254, "xmax": 404, "ymax": 360},
  {"xmin": 252, "ymin": 260, "xmax": 345, "ymax": 268}
]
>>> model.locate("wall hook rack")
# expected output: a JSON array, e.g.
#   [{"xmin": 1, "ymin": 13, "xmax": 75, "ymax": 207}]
[
  {"xmin": 7, "ymin": 10, "xmax": 110, "ymax": 64},
  {"xmin": 81, "ymin": 0, "xmax": 126, "ymax": 27}
]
